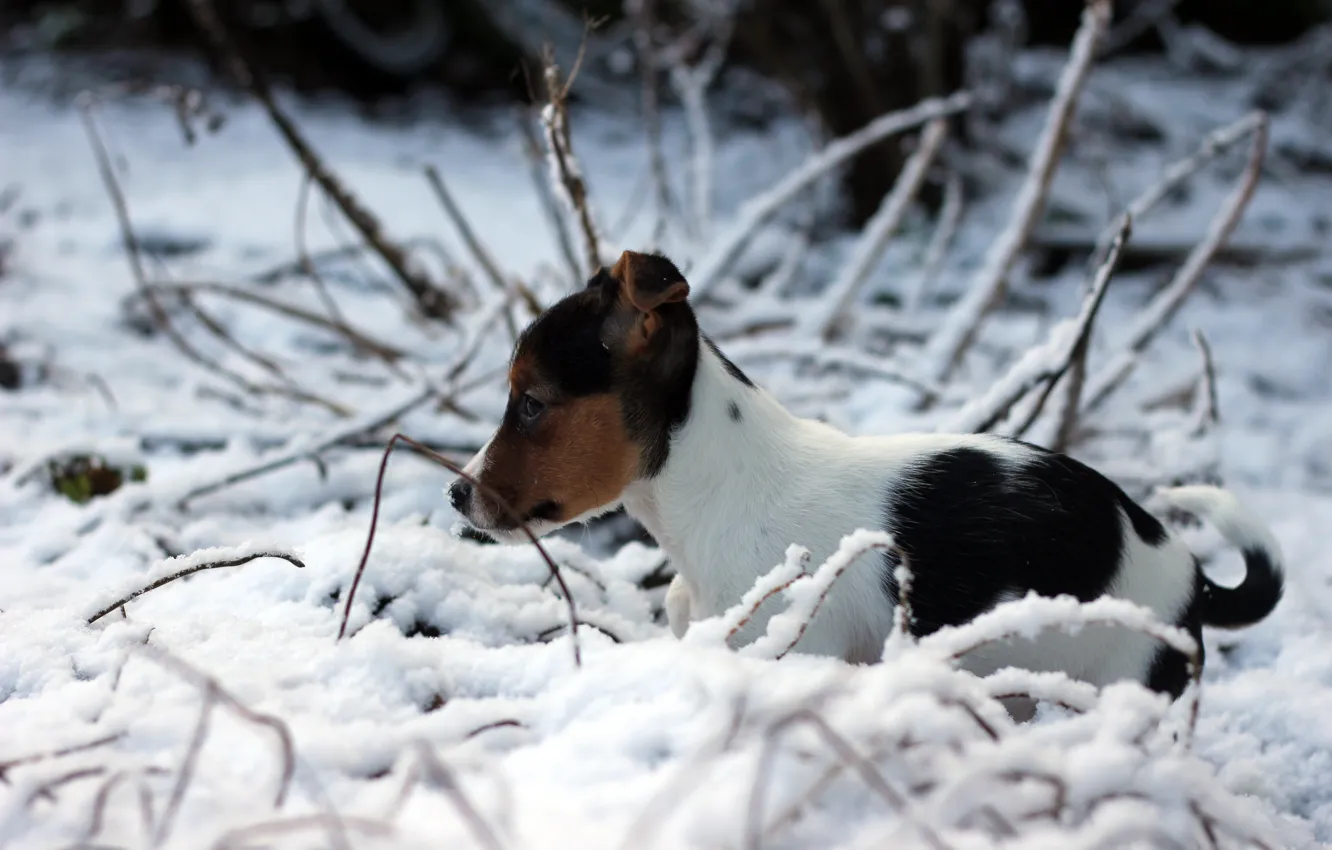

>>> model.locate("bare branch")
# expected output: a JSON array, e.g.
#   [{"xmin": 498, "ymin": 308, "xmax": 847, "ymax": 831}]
[
  {"xmin": 903, "ymin": 170, "xmax": 964, "ymax": 315},
  {"xmin": 87, "ymin": 551, "xmax": 306, "ymax": 624},
  {"xmin": 412, "ymin": 743, "xmax": 507, "ymax": 850},
  {"xmin": 920, "ymin": 0, "xmax": 1110, "ymax": 383},
  {"xmin": 814, "ymin": 118, "xmax": 950, "ymax": 341},
  {"xmin": 1083, "ymin": 114, "xmax": 1268, "ymax": 413},
  {"xmin": 0, "ymin": 733, "xmax": 125, "ymax": 783},
  {"xmin": 689, "ymin": 90, "xmax": 973, "ymax": 298},
  {"xmin": 1090, "ymin": 110, "xmax": 1267, "ymax": 270},
  {"xmin": 942, "ymin": 214, "xmax": 1131, "ymax": 434},
  {"xmin": 424, "ymin": 164, "xmax": 539, "ymax": 332},
  {"xmin": 182, "ymin": 0, "xmax": 456, "ymax": 321},
  {"xmin": 541, "ymin": 52, "xmax": 604, "ymax": 277},
  {"xmin": 177, "ymin": 384, "xmax": 437, "ymax": 509},
  {"xmin": 1189, "ymin": 329, "xmax": 1220, "ymax": 434},
  {"xmin": 135, "ymin": 281, "xmax": 406, "ymax": 363},
  {"xmin": 337, "ymin": 433, "xmax": 582, "ymax": 668}
]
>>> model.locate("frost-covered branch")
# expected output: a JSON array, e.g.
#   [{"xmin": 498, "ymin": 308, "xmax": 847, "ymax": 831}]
[
  {"xmin": 904, "ymin": 171, "xmax": 964, "ymax": 315},
  {"xmin": 920, "ymin": 0, "xmax": 1110, "ymax": 384},
  {"xmin": 541, "ymin": 51, "xmax": 604, "ymax": 278},
  {"xmin": 745, "ymin": 530, "xmax": 896, "ymax": 660},
  {"xmin": 941, "ymin": 214, "xmax": 1130, "ymax": 434},
  {"xmin": 1083, "ymin": 114, "xmax": 1268, "ymax": 413},
  {"xmin": 689, "ymin": 91, "xmax": 973, "ymax": 298},
  {"xmin": 1090, "ymin": 110, "xmax": 1267, "ymax": 270},
  {"xmin": 683, "ymin": 545, "xmax": 811, "ymax": 647},
  {"xmin": 182, "ymin": 0, "xmax": 456, "ymax": 321},
  {"xmin": 813, "ymin": 118, "xmax": 949, "ymax": 341}
]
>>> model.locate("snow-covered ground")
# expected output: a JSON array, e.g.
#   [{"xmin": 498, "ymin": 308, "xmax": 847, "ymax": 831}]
[{"xmin": 2, "ymin": 40, "xmax": 1332, "ymax": 849}]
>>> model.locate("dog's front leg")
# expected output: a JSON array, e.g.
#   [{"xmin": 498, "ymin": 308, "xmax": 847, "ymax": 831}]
[{"xmin": 665, "ymin": 573, "xmax": 695, "ymax": 638}]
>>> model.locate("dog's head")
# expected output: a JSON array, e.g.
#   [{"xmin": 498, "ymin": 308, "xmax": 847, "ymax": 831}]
[{"xmin": 449, "ymin": 250, "xmax": 700, "ymax": 541}]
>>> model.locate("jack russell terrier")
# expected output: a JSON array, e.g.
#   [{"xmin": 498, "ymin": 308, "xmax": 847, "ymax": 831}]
[{"xmin": 449, "ymin": 250, "xmax": 1283, "ymax": 706}]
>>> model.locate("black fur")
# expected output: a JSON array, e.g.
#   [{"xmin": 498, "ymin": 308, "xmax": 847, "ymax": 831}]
[
  {"xmin": 1146, "ymin": 569, "xmax": 1205, "ymax": 699},
  {"xmin": 881, "ymin": 444, "xmax": 1137, "ymax": 639},
  {"xmin": 513, "ymin": 265, "xmax": 699, "ymax": 479},
  {"xmin": 703, "ymin": 335, "xmax": 755, "ymax": 388},
  {"xmin": 1200, "ymin": 547, "xmax": 1284, "ymax": 628},
  {"xmin": 728, "ymin": 401, "xmax": 742, "ymax": 422}
]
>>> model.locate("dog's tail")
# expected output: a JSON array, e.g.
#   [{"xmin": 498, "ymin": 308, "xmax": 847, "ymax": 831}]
[{"xmin": 1154, "ymin": 485, "xmax": 1285, "ymax": 629}]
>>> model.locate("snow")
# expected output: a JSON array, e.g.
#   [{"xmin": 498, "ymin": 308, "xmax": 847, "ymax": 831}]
[{"xmin": 4, "ymin": 37, "xmax": 1332, "ymax": 850}]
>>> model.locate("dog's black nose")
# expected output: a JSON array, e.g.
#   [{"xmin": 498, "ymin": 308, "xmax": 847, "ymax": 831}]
[{"xmin": 449, "ymin": 479, "xmax": 472, "ymax": 513}]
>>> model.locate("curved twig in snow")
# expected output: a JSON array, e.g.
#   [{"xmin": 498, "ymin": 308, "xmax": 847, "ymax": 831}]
[
  {"xmin": 337, "ymin": 433, "xmax": 582, "ymax": 669},
  {"xmin": 87, "ymin": 551, "xmax": 306, "ymax": 624}
]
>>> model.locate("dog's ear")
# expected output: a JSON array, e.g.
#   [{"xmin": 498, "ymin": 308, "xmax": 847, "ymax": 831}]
[{"xmin": 610, "ymin": 250, "xmax": 690, "ymax": 313}]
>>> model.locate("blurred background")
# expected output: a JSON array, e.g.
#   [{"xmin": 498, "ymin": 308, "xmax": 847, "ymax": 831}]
[{"xmin": 4, "ymin": 0, "xmax": 1330, "ymax": 225}]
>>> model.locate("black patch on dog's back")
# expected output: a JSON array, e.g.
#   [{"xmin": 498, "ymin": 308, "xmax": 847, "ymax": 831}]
[
  {"xmin": 727, "ymin": 401, "xmax": 742, "ymax": 422},
  {"xmin": 882, "ymin": 443, "xmax": 1131, "ymax": 638}
]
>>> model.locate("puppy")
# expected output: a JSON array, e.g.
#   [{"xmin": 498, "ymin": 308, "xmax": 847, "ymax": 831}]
[{"xmin": 450, "ymin": 250, "xmax": 1284, "ymax": 703}]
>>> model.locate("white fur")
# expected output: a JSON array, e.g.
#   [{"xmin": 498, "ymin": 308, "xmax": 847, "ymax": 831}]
[
  {"xmin": 460, "ymin": 339, "xmax": 1279, "ymax": 693},
  {"xmin": 619, "ymin": 343, "xmax": 1204, "ymax": 685}
]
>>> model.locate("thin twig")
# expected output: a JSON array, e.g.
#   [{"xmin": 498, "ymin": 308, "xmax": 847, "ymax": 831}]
[
  {"xmin": 515, "ymin": 107, "xmax": 583, "ymax": 286},
  {"xmin": 177, "ymin": 383, "xmax": 437, "ymax": 508},
  {"xmin": 294, "ymin": 173, "xmax": 354, "ymax": 331},
  {"xmin": 689, "ymin": 90, "xmax": 974, "ymax": 298},
  {"xmin": 87, "ymin": 551, "xmax": 306, "ymax": 624},
  {"xmin": 815, "ymin": 118, "xmax": 950, "ymax": 341},
  {"xmin": 541, "ymin": 49, "xmax": 603, "ymax": 277},
  {"xmin": 904, "ymin": 170, "xmax": 964, "ymax": 315},
  {"xmin": 423, "ymin": 165, "xmax": 540, "ymax": 331},
  {"xmin": 0, "ymin": 733, "xmax": 126, "ymax": 782},
  {"xmin": 136, "ymin": 281, "xmax": 406, "ymax": 362},
  {"xmin": 1090, "ymin": 110, "xmax": 1267, "ymax": 270},
  {"xmin": 1084, "ymin": 114, "xmax": 1268, "ymax": 413},
  {"xmin": 136, "ymin": 644, "xmax": 295, "ymax": 808},
  {"xmin": 182, "ymin": 0, "xmax": 456, "ymax": 321},
  {"xmin": 747, "ymin": 709, "xmax": 952, "ymax": 850},
  {"xmin": 412, "ymin": 743, "xmax": 507, "ymax": 850},
  {"xmin": 920, "ymin": 0, "xmax": 1110, "ymax": 383},
  {"xmin": 1189, "ymin": 329, "xmax": 1220, "ymax": 435},
  {"xmin": 943, "ymin": 213, "xmax": 1130, "ymax": 435},
  {"xmin": 337, "ymin": 433, "xmax": 582, "ymax": 668}
]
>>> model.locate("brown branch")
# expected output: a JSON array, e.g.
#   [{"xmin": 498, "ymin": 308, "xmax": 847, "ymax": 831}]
[
  {"xmin": 0, "ymin": 733, "xmax": 125, "ymax": 783},
  {"xmin": 87, "ymin": 551, "xmax": 306, "ymax": 624},
  {"xmin": 177, "ymin": 384, "xmax": 437, "ymax": 508},
  {"xmin": 136, "ymin": 644, "xmax": 295, "ymax": 810},
  {"xmin": 746, "ymin": 709, "xmax": 952, "ymax": 850},
  {"xmin": 1189, "ymin": 329, "xmax": 1219, "ymax": 434},
  {"xmin": 412, "ymin": 743, "xmax": 506, "ymax": 850},
  {"xmin": 337, "ymin": 433, "xmax": 582, "ymax": 668},
  {"xmin": 541, "ymin": 52, "xmax": 603, "ymax": 277},
  {"xmin": 181, "ymin": 0, "xmax": 456, "ymax": 322},
  {"xmin": 136, "ymin": 281, "xmax": 407, "ymax": 363},
  {"xmin": 209, "ymin": 815, "xmax": 388, "ymax": 850}
]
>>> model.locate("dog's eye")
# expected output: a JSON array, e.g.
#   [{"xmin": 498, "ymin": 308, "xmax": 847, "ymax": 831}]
[{"xmin": 518, "ymin": 393, "xmax": 546, "ymax": 422}]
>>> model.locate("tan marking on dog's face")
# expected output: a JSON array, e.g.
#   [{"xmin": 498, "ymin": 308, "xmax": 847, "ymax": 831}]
[{"xmin": 469, "ymin": 391, "xmax": 639, "ymax": 530}]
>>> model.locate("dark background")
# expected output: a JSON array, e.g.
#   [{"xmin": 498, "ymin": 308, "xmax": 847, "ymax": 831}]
[{"xmin": 4, "ymin": 0, "xmax": 1328, "ymax": 224}]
